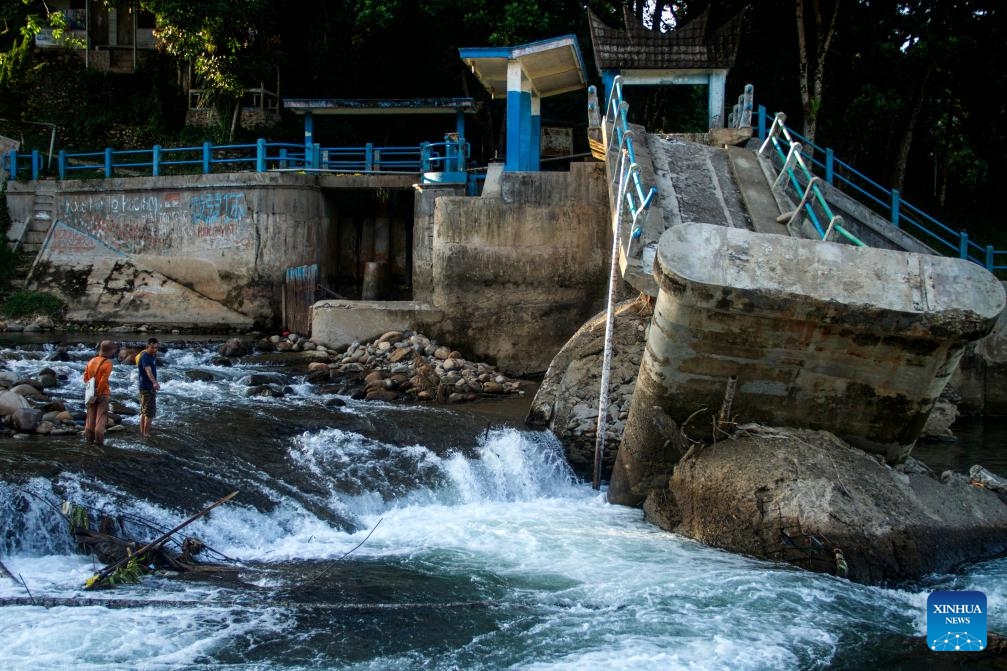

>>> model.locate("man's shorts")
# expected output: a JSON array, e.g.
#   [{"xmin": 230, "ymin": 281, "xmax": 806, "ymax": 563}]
[{"xmin": 139, "ymin": 389, "xmax": 157, "ymax": 418}]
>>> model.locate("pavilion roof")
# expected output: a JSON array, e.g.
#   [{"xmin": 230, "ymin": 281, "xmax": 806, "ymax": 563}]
[{"xmin": 587, "ymin": 7, "xmax": 745, "ymax": 73}]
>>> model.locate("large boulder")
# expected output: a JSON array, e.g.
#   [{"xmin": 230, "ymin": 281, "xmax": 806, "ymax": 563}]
[
  {"xmin": 645, "ymin": 425, "xmax": 1007, "ymax": 585},
  {"xmin": 526, "ymin": 296, "xmax": 651, "ymax": 476},
  {"xmin": 0, "ymin": 389, "xmax": 30, "ymax": 416}
]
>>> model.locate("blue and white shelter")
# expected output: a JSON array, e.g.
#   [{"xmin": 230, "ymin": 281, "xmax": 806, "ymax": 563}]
[{"xmin": 460, "ymin": 35, "xmax": 588, "ymax": 172}]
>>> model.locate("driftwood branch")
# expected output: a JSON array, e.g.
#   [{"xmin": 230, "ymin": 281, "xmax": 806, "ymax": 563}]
[{"xmin": 84, "ymin": 490, "xmax": 239, "ymax": 590}]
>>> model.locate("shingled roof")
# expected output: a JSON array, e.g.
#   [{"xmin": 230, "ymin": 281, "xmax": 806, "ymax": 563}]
[{"xmin": 587, "ymin": 6, "xmax": 744, "ymax": 73}]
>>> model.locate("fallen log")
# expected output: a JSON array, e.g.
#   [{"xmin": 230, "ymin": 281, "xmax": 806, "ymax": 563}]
[
  {"xmin": 0, "ymin": 596, "xmax": 498, "ymax": 610},
  {"xmin": 83, "ymin": 491, "xmax": 239, "ymax": 590}
]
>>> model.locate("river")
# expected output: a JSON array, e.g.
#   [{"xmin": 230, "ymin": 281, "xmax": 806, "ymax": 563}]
[{"xmin": 0, "ymin": 338, "xmax": 1004, "ymax": 670}]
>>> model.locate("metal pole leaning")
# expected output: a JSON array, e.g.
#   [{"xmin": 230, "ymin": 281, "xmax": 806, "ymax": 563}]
[{"xmin": 593, "ymin": 152, "xmax": 632, "ymax": 491}]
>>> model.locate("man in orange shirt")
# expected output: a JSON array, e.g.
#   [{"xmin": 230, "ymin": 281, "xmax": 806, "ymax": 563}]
[{"xmin": 83, "ymin": 340, "xmax": 117, "ymax": 447}]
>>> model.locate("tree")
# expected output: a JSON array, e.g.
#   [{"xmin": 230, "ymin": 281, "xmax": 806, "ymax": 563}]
[
  {"xmin": 139, "ymin": 0, "xmax": 277, "ymax": 140},
  {"xmin": 794, "ymin": 0, "xmax": 841, "ymax": 145}
]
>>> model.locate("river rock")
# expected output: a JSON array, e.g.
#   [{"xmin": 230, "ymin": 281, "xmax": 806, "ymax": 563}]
[
  {"xmin": 37, "ymin": 369, "xmax": 59, "ymax": 388},
  {"xmin": 10, "ymin": 408, "xmax": 43, "ymax": 432},
  {"xmin": 218, "ymin": 338, "xmax": 248, "ymax": 358},
  {"xmin": 305, "ymin": 368, "xmax": 331, "ymax": 384},
  {"xmin": 0, "ymin": 390, "xmax": 29, "ymax": 415},
  {"xmin": 45, "ymin": 347, "xmax": 71, "ymax": 362},
  {"xmin": 647, "ymin": 424, "xmax": 1007, "ymax": 585},
  {"xmin": 182, "ymin": 369, "xmax": 212, "ymax": 382},
  {"xmin": 527, "ymin": 296, "xmax": 651, "ymax": 476}
]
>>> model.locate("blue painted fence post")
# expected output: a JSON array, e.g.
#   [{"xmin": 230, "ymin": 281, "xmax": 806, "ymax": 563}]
[
  {"xmin": 104, "ymin": 148, "xmax": 113, "ymax": 178},
  {"xmin": 987, "ymin": 245, "xmax": 994, "ymax": 271},
  {"xmin": 58, "ymin": 150, "xmax": 66, "ymax": 180},
  {"xmin": 959, "ymin": 232, "xmax": 968, "ymax": 260},
  {"xmin": 420, "ymin": 142, "xmax": 430, "ymax": 172},
  {"xmin": 31, "ymin": 150, "xmax": 41, "ymax": 180},
  {"xmin": 152, "ymin": 145, "xmax": 161, "ymax": 176},
  {"xmin": 758, "ymin": 105, "xmax": 767, "ymax": 141},
  {"xmin": 4, "ymin": 150, "xmax": 13, "ymax": 179},
  {"xmin": 365, "ymin": 143, "xmax": 373, "ymax": 171},
  {"xmin": 824, "ymin": 148, "xmax": 834, "ymax": 185},
  {"xmin": 891, "ymin": 189, "xmax": 900, "ymax": 228},
  {"xmin": 279, "ymin": 148, "xmax": 288, "ymax": 170},
  {"xmin": 312, "ymin": 143, "xmax": 320, "ymax": 170},
  {"xmin": 256, "ymin": 138, "xmax": 266, "ymax": 172},
  {"xmin": 202, "ymin": 141, "xmax": 212, "ymax": 174}
]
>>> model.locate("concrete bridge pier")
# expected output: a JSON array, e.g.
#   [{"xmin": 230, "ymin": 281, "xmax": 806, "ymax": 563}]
[{"xmin": 609, "ymin": 223, "xmax": 1005, "ymax": 506}]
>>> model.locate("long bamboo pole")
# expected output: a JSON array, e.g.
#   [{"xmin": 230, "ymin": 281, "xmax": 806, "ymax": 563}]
[{"xmin": 84, "ymin": 490, "xmax": 238, "ymax": 590}]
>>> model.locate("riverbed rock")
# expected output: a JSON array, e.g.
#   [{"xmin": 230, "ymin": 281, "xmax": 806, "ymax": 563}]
[
  {"xmin": 646, "ymin": 424, "xmax": 1007, "ymax": 585},
  {"xmin": 526, "ymin": 295, "xmax": 652, "ymax": 476},
  {"xmin": 0, "ymin": 390, "xmax": 30, "ymax": 415},
  {"xmin": 218, "ymin": 338, "xmax": 248, "ymax": 358},
  {"xmin": 316, "ymin": 330, "xmax": 526, "ymax": 405},
  {"xmin": 10, "ymin": 408, "xmax": 43, "ymax": 432}
]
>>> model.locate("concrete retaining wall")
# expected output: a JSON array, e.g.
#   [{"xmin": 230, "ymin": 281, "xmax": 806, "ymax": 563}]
[
  {"xmin": 9, "ymin": 173, "xmax": 334, "ymax": 329},
  {"xmin": 312, "ymin": 162, "xmax": 612, "ymax": 375}
]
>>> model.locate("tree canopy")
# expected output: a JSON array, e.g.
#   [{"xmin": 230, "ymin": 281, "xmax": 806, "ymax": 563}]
[{"xmin": 0, "ymin": 0, "xmax": 1003, "ymax": 245}]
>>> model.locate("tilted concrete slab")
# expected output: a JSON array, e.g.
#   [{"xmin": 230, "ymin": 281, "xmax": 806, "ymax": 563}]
[{"xmin": 609, "ymin": 222, "xmax": 1005, "ymax": 505}]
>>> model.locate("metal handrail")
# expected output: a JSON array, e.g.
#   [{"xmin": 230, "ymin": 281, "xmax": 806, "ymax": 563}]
[
  {"xmin": 756, "ymin": 105, "xmax": 1006, "ymax": 273},
  {"xmin": 760, "ymin": 113, "xmax": 864, "ymax": 247},
  {"xmin": 4, "ymin": 138, "xmax": 469, "ymax": 181}
]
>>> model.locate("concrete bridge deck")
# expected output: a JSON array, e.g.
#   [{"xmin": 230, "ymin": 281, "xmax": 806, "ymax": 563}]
[{"xmin": 600, "ymin": 127, "xmax": 1006, "ymax": 503}]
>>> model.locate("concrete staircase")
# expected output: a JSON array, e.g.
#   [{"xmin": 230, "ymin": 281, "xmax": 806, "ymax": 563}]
[{"xmin": 20, "ymin": 187, "xmax": 56, "ymax": 254}]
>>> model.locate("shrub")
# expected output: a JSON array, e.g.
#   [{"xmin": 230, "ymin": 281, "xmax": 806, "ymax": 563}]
[{"xmin": 1, "ymin": 289, "xmax": 65, "ymax": 319}]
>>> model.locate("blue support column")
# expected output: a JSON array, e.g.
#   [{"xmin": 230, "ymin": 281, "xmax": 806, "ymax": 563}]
[
  {"xmin": 518, "ymin": 89, "xmax": 532, "ymax": 170},
  {"xmin": 304, "ymin": 111, "xmax": 314, "ymax": 153},
  {"xmin": 529, "ymin": 96, "xmax": 541, "ymax": 171},
  {"xmin": 506, "ymin": 87, "xmax": 524, "ymax": 171},
  {"xmin": 256, "ymin": 138, "xmax": 267, "ymax": 172}
]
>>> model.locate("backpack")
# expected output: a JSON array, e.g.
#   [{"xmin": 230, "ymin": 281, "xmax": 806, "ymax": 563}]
[{"xmin": 84, "ymin": 358, "xmax": 110, "ymax": 406}]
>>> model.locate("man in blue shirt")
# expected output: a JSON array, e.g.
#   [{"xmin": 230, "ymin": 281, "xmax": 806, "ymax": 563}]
[{"xmin": 137, "ymin": 337, "xmax": 161, "ymax": 438}]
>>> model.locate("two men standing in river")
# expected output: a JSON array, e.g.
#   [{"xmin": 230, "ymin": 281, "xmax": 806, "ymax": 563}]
[{"xmin": 81, "ymin": 337, "xmax": 161, "ymax": 444}]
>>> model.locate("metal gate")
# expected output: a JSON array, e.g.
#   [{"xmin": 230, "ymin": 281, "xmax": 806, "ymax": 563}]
[{"xmin": 283, "ymin": 264, "xmax": 318, "ymax": 335}]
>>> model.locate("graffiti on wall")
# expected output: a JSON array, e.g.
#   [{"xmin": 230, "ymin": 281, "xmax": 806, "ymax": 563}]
[
  {"xmin": 58, "ymin": 191, "xmax": 252, "ymax": 254},
  {"xmin": 44, "ymin": 221, "xmax": 121, "ymax": 259}
]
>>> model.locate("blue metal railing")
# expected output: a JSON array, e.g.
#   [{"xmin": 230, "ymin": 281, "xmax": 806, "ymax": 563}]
[
  {"xmin": 588, "ymin": 76, "xmax": 657, "ymax": 253},
  {"xmin": 756, "ymin": 105, "xmax": 1007, "ymax": 274},
  {"xmin": 758, "ymin": 112, "xmax": 864, "ymax": 247},
  {"xmin": 4, "ymin": 137, "xmax": 469, "ymax": 181}
]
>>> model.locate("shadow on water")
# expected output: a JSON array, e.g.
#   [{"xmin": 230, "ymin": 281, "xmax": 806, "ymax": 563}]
[{"xmin": 912, "ymin": 416, "xmax": 1007, "ymax": 477}]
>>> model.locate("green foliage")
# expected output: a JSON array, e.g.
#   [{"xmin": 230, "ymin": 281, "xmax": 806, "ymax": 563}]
[
  {"xmin": 0, "ymin": 33, "xmax": 31, "ymax": 90},
  {"xmin": 1, "ymin": 289, "xmax": 65, "ymax": 319},
  {"xmin": 107, "ymin": 556, "xmax": 145, "ymax": 586},
  {"xmin": 141, "ymin": 0, "xmax": 275, "ymax": 105}
]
